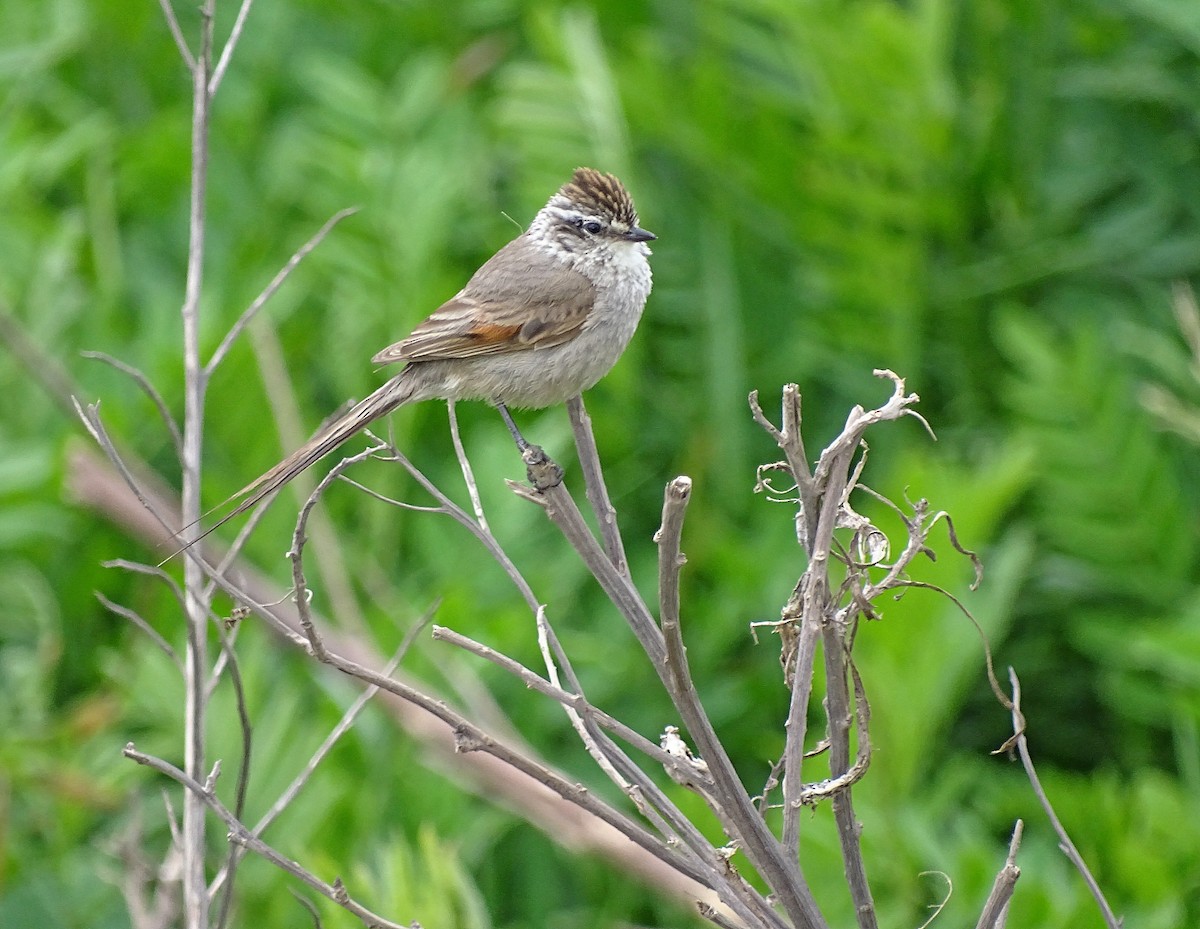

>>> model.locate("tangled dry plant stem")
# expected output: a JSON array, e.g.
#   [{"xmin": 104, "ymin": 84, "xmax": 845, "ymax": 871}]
[{"xmin": 78, "ymin": 336, "xmax": 1126, "ymax": 928}]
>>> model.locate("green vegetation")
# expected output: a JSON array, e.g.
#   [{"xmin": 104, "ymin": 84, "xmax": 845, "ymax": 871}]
[{"xmin": 2, "ymin": 0, "xmax": 1198, "ymax": 925}]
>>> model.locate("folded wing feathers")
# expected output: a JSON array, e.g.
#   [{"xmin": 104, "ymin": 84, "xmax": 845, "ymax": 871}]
[{"xmin": 372, "ymin": 234, "xmax": 598, "ymax": 365}]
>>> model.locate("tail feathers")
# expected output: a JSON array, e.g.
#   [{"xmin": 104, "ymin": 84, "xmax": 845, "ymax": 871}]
[{"xmin": 162, "ymin": 374, "xmax": 413, "ymax": 562}]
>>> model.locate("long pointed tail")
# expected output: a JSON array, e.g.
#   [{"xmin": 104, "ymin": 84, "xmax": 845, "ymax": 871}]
[{"xmin": 166, "ymin": 372, "xmax": 416, "ymax": 560}]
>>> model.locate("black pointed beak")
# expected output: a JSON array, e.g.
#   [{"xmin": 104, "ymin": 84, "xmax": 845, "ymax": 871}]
[{"xmin": 624, "ymin": 226, "xmax": 657, "ymax": 243}]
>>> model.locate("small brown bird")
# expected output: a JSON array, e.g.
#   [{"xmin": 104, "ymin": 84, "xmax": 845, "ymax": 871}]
[{"xmin": 189, "ymin": 168, "xmax": 654, "ymax": 546}]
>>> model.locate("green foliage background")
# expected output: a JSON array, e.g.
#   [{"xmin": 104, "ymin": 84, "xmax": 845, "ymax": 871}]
[{"xmin": 2, "ymin": 0, "xmax": 1199, "ymax": 926}]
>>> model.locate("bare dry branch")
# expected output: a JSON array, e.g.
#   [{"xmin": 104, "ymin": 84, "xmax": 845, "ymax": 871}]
[
  {"xmin": 651, "ymin": 478, "xmax": 825, "ymax": 929},
  {"xmin": 82, "ymin": 312, "xmax": 1034, "ymax": 929},
  {"xmin": 209, "ymin": 617, "xmax": 429, "ymax": 906},
  {"xmin": 74, "ymin": 402, "xmax": 180, "ymax": 539},
  {"xmin": 69, "ymin": 445, "xmax": 727, "ymax": 911},
  {"xmin": 123, "ymin": 745, "xmax": 410, "ymax": 929},
  {"xmin": 209, "ymin": 616, "xmax": 253, "ymax": 929},
  {"xmin": 750, "ymin": 386, "xmax": 816, "ymax": 552},
  {"xmin": 533, "ymin": 607, "xmax": 632, "ymax": 789}
]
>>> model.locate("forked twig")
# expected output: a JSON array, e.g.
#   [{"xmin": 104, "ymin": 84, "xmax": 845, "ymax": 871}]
[{"xmin": 208, "ymin": 617, "xmax": 430, "ymax": 903}]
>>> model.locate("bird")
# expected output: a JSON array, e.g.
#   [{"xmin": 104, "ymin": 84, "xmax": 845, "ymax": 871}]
[{"xmin": 180, "ymin": 167, "xmax": 655, "ymax": 551}]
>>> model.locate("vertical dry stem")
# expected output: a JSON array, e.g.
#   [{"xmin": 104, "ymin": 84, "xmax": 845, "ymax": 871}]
[{"xmin": 178, "ymin": 3, "xmax": 216, "ymax": 925}]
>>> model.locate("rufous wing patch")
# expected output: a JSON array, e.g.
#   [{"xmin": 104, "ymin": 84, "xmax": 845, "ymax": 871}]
[{"xmin": 466, "ymin": 321, "xmax": 524, "ymax": 345}]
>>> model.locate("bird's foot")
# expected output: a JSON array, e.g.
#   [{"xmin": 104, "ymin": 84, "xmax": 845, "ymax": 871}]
[{"xmin": 522, "ymin": 443, "xmax": 564, "ymax": 491}]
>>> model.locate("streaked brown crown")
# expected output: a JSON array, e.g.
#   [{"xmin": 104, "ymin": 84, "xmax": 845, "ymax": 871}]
[{"xmin": 557, "ymin": 167, "xmax": 639, "ymax": 227}]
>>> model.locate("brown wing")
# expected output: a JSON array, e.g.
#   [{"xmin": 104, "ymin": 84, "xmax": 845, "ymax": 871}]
[{"xmin": 372, "ymin": 237, "xmax": 596, "ymax": 365}]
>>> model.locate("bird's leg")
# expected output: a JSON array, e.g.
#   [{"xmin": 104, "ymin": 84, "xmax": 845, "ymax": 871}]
[
  {"xmin": 495, "ymin": 403, "xmax": 563, "ymax": 491},
  {"xmin": 496, "ymin": 403, "xmax": 530, "ymax": 451}
]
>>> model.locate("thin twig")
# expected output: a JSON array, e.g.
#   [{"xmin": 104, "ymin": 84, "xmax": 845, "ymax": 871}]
[
  {"xmin": 917, "ymin": 872, "xmax": 953, "ymax": 929},
  {"xmin": 975, "ymin": 820, "xmax": 1022, "ymax": 929},
  {"xmin": 205, "ymin": 207, "xmax": 358, "ymax": 374},
  {"xmin": 1005, "ymin": 669, "xmax": 1122, "ymax": 929},
  {"xmin": 284, "ymin": 448, "xmax": 392, "ymax": 661},
  {"xmin": 95, "ymin": 591, "xmax": 183, "ymax": 672},
  {"xmin": 337, "ymin": 478, "xmax": 443, "ymax": 512},
  {"xmin": 566, "ymin": 395, "xmax": 628, "ymax": 574},
  {"xmin": 75, "ymin": 402, "xmax": 179, "ymax": 540},
  {"xmin": 103, "ymin": 559, "xmax": 188, "ymax": 610},
  {"xmin": 534, "ymin": 607, "xmax": 629, "ymax": 788},
  {"xmin": 447, "ymin": 400, "xmax": 489, "ymax": 532},
  {"xmin": 211, "ymin": 615, "xmax": 252, "ymax": 929},
  {"xmin": 209, "ymin": 0, "xmax": 255, "ymax": 94},
  {"xmin": 156, "ymin": 0, "xmax": 196, "ymax": 70},
  {"xmin": 902, "ymin": 579, "xmax": 1009, "ymax": 709},
  {"xmin": 81, "ymin": 351, "xmax": 184, "ymax": 458}
]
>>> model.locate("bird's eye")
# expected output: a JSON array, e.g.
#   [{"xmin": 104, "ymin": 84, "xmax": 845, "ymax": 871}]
[{"xmin": 582, "ymin": 220, "xmax": 603, "ymax": 235}]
